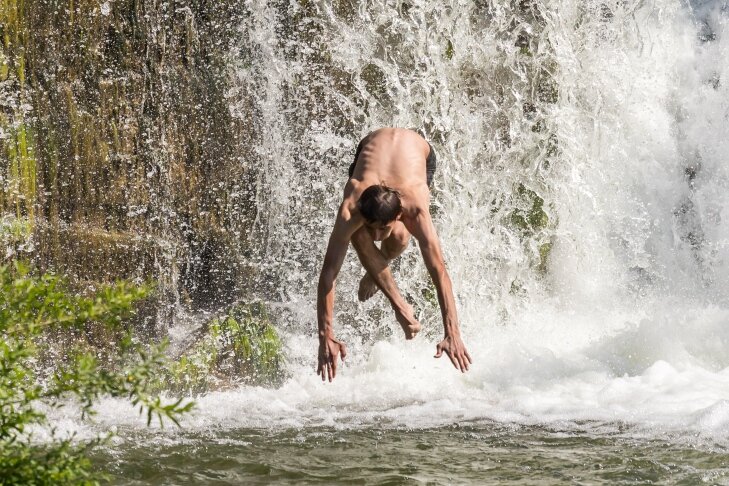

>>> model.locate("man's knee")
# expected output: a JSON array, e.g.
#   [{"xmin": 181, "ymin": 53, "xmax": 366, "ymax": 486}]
[{"xmin": 382, "ymin": 223, "xmax": 410, "ymax": 260}]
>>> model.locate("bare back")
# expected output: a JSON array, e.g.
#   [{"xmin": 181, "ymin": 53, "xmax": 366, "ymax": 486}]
[{"xmin": 345, "ymin": 128, "xmax": 431, "ymax": 220}]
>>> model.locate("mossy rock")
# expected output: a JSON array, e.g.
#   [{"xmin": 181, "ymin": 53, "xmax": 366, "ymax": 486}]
[
  {"xmin": 163, "ymin": 301, "xmax": 285, "ymax": 394},
  {"xmin": 508, "ymin": 183, "xmax": 548, "ymax": 237},
  {"xmin": 538, "ymin": 241, "xmax": 552, "ymax": 274},
  {"xmin": 506, "ymin": 184, "xmax": 554, "ymax": 275},
  {"xmin": 361, "ymin": 63, "xmax": 388, "ymax": 101},
  {"xmin": 445, "ymin": 39, "xmax": 454, "ymax": 60},
  {"xmin": 0, "ymin": 0, "xmax": 256, "ymax": 323}
]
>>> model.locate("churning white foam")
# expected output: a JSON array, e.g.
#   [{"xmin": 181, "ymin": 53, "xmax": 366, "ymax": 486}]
[
  {"xmin": 49, "ymin": 300, "xmax": 729, "ymax": 445},
  {"xmin": 49, "ymin": 0, "xmax": 729, "ymax": 444}
]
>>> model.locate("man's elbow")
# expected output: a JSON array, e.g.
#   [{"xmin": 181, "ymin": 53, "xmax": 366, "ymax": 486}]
[
  {"xmin": 318, "ymin": 270, "xmax": 335, "ymax": 293},
  {"xmin": 426, "ymin": 260, "xmax": 448, "ymax": 282}
]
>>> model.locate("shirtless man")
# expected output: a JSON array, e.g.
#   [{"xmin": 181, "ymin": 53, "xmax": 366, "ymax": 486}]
[{"xmin": 317, "ymin": 128, "xmax": 472, "ymax": 382}]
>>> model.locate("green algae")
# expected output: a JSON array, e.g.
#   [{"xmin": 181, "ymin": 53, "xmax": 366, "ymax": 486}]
[
  {"xmin": 0, "ymin": 0, "xmax": 256, "ymax": 314},
  {"xmin": 507, "ymin": 183, "xmax": 555, "ymax": 274},
  {"xmin": 509, "ymin": 183, "xmax": 548, "ymax": 236},
  {"xmin": 164, "ymin": 302, "xmax": 285, "ymax": 394},
  {"xmin": 445, "ymin": 38, "xmax": 454, "ymax": 60}
]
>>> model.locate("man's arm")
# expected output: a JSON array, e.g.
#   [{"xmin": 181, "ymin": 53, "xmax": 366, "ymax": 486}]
[
  {"xmin": 317, "ymin": 205, "xmax": 358, "ymax": 382},
  {"xmin": 350, "ymin": 228, "xmax": 421, "ymax": 338},
  {"xmin": 405, "ymin": 209, "xmax": 472, "ymax": 372}
]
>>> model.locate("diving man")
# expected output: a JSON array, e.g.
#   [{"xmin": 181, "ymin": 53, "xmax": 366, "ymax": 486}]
[{"xmin": 316, "ymin": 128, "xmax": 472, "ymax": 381}]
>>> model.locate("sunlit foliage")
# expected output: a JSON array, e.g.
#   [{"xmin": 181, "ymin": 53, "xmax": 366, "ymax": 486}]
[{"xmin": 0, "ymin": 263, "xmax": 193, "ymax": 484}]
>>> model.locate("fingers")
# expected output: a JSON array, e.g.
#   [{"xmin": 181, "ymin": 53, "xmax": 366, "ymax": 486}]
[
  {"xmin": 446, "ymin": 350, "xmax": 460, "ymax": 370},
  {"xmin": 317, "ymin": 340, "xmax": 348, "ymax": 383},
  {"xmin": 458, "ymin": 350, "xmax": 471, "ymax": 372},
  {"xmin": 438, "ymin": 346, "xmax": 470, "ymax": 372},
  {"xmin": 458, "ymin": 353, "xmax": 469, "ymax": 372}
]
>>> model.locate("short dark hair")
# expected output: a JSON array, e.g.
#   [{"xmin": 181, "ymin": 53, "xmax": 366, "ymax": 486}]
[{"xmin": 357, "ymin": 184, "xmax": 402, "ymax": 224}]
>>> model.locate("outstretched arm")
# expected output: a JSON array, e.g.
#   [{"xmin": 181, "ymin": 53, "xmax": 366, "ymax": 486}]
[
  {"xmin": 406, "ymin": 209, "xmax": 472, "ymax": 372},
  {"xmin": 317, "ymin": 206, "xmax": 358, "ymax": 381}
]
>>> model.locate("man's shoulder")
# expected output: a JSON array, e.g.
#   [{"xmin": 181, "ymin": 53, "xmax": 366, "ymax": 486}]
[
  {"xmin": 399, "ymin": 184, "xmax": 430, "ymax": 212},
  {"xmin": 335, "ymin": 197, "xmax": 364, "ymax": 229}
]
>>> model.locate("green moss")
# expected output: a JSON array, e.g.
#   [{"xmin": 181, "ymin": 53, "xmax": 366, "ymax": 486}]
[
  {"xmin": 421, "ymin": 282, "xmax": 438, "ymax": 309},
  {"xmin": 163, "ymin": 302, "xmax": 285, "ymax": 394},
  {"xmin": 538, "ymin": 241, "xmax": 552, "ymax": 273},
  {"xmin": 0, "ymin": 214, "xmax": 31, "ymax": 248},
  {"xmin": 15, "ymin": 48, "xmax": 23, "ymax": 87},
  {"xmin": 3, "ymin": 120, "xmax": 36, "ymax": 222},
  {"xmin": 0, "ymin": 47, "xmax": 8, "ymax": 80},
  {"xmin": 445, "ymin": 39, "xmax": 454, "ymax": 60},
  {"xmin": 507, "ymin": 184, "xmax": 554, "ymax": 275},
  {"xmin": 508, "ymin": 183, "xmax": 548, "ymax": 236},
  {"xmin": 1, "ymin": 0, "xmax": 22, "ymax": 48}
]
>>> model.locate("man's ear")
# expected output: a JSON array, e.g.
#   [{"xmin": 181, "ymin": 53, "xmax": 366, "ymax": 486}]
[{"xmin": 396, "ymin": 210, "xmax": 403, "ymax": 221}]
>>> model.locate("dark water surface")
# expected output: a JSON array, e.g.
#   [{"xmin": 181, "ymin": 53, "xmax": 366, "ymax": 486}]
[{"xmin": 96, "ymin": 423, "xmax": 729, "ymax": 485}]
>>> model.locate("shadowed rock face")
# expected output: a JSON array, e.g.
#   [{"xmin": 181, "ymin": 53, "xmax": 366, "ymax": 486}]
[
  {"xmin": 2, "ymin": 0, "xmax": 562, "ymax": 334},
  {"xmin": 1, "ymin": 0, "xmax": 257, "ymax": 320}
]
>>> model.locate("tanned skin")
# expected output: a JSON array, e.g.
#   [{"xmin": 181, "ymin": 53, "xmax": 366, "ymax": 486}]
[{"xmin": 317, "ymin": 128, "xmax": 472, "ymax": 382}]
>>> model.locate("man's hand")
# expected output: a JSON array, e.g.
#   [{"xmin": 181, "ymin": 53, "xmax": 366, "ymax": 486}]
[
  {"xmin": 394, "ymin": 304, "xmax": 422, "ymax": 340},
  {"xmin": 317, "ymin": 335, "xmax": 347, "ymax": 382},
  {"xmin": 434, "ymin": 335, "xmax": 472, "ymax": 372}
]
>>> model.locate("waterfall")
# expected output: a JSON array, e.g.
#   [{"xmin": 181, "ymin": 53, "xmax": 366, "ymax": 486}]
[
  {"xmin": 200, "ymin": 0, "xmax": 729, "ymax": 436},
  {"xmin": 232, "ymin": 1, "xmax": 562, "ymax": 355},
  {"xmin": 31, "ymin": 0, "xmax": 729, "ymax": 441}
]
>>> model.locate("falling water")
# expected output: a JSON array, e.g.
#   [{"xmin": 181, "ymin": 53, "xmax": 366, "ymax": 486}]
[
  {"xmin": 223, "ymin": 0, "xmax": 729, "ymax": 433},
  {"xmin": 38, "ymin": 0, "xmax": 729, "ymax": 482}
]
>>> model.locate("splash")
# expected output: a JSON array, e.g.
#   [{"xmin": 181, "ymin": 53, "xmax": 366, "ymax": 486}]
[
  {"xmin": 51, "ymin": 0, "xmax": 729, "ymax": 442},
  {"xmin": 223, "ymin": 0, "xmax": 729, "ymax": 439}
]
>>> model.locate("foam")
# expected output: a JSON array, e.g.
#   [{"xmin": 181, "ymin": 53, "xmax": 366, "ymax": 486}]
[
  {"xmin": 46, "ymin": 0, "xmax": 729, "ymax": 447},
  {"xmin": 47, "ymin": 300, "xmax": 729, "ymax": 447}
]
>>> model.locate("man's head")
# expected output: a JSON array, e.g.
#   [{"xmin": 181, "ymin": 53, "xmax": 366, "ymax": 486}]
[{"xmin": 357, "ymin": 184, "xmax": 402, "ymax": 241}]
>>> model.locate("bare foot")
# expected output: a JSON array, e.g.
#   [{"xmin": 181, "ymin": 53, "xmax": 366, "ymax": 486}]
[
  {"xmin": 395, "ymin": 305, "xmax": 421, "ymax": 340},
  {"xmin": 358, "ymin": 273, "xmax": 379, "ymax": 302}
]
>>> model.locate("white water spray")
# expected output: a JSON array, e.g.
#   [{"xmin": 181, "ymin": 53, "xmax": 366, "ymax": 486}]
[{"xmin": 55, "ymin": 0, "xmax": 729, "ymax": 442}]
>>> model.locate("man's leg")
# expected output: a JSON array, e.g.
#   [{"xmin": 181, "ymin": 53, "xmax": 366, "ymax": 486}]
[
  {"xmin": 350, "ymin": 223, "xmax": 420, "ymax": 339},
  {"xmin": 355, "ymin": 221, "xmax": 411, "ymax": 302}
]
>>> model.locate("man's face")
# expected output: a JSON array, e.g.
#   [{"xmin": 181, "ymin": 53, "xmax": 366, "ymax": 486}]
[{"xmin": 364, "ymin": 220, "xmax": 396, "ymax": 242}]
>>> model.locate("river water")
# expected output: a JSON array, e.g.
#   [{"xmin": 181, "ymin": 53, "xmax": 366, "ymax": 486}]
[
  {"xmin": 93, "ymin": 425, "xmax": 728, "ymax": 484},
  {"xmin": 47, "ymin": 0, "xmax": 729, "ymax": 482}
]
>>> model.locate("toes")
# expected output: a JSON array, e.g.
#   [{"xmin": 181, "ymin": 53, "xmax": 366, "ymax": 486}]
[{"xmin": 358, "ymin": 281, "xmax": 379, "ymax": 302}]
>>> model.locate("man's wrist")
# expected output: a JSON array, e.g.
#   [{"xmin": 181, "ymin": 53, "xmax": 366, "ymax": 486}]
[
  {"xmin": 318, "ymin": 328, "xmax": 334, "ymax": 340},
  {"xmin": 390, "ymin": 297, "xmax": 411, "ymax": 315},
  {"xmin": 443, "ymin": 323, "xmax": 461, "ymax": 338}
]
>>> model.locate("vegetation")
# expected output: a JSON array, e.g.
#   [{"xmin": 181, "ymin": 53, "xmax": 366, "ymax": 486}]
[
  {"xmin": 163, "ymin": 302, "xmax": 285, "ymax": 395},
  {"xmin": 508, "ymin": 183, "xmax": 554, "ymax": 273},
  {"xmin": 0, "ymin": 263, "xmax": 193, "ymax": 485}
]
